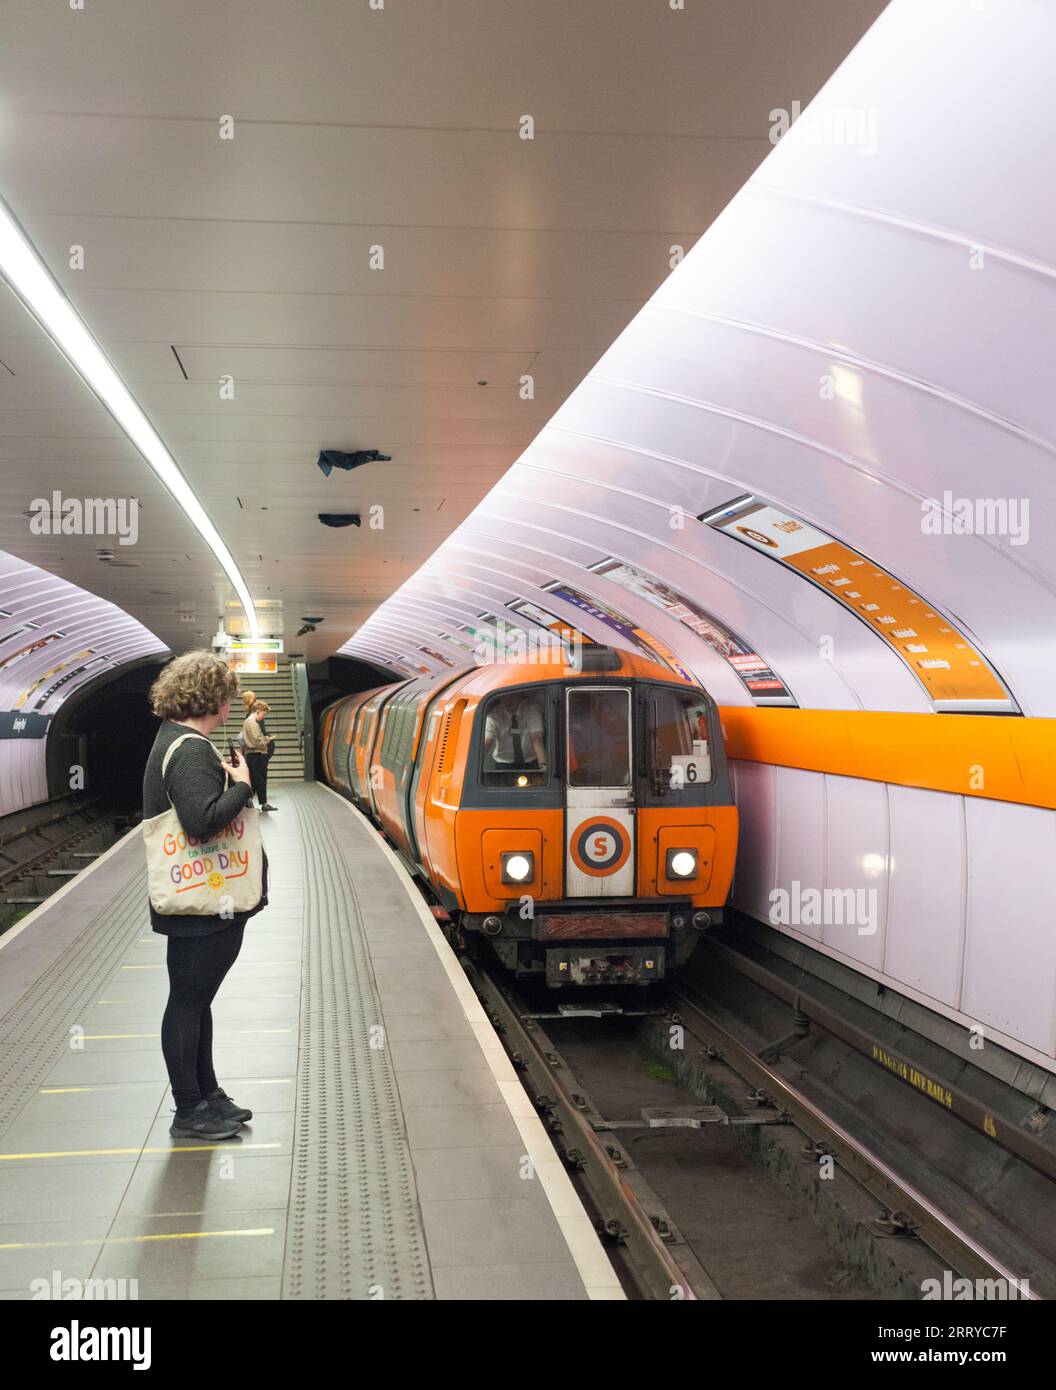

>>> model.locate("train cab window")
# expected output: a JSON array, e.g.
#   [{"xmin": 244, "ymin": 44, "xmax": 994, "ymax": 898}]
[
  {"xmin": 480, "ymin": 690, "xmax": 548, "ymax": 788},
  {"xmin": 567, "ymin": 687, "xmax": 631, "ymax": 788},
  {"xmin": 646, "ymin": 686, "xmax": 713, "ymax": 794}
]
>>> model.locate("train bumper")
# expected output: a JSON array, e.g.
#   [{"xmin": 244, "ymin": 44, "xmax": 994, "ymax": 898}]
[
  {"xmin": 461, "ymin": 904, "xmax": 721, "ymax": 983},
  {"xmin": 545, "ymin": 945, "xmax": 664, "ymax": 986}
]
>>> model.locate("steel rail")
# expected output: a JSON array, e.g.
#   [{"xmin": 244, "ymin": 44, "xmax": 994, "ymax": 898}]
[
  {"xmin": 463, "ymin": 958, "xmax": 699, "ymax": 1301},
  {"xmin": 668, "ymin": 977, "xmax": 1041, "ymax": 1299},
  {"xmin": 0, "ymin": 807, "xmax": 112, "ymax": 892},
  {"xmin": 703, "ymin": 935, "xmax": 1056, "ymax": 1184}
]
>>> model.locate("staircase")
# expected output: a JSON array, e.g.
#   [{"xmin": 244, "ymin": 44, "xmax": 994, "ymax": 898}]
[{"xmin": 210, "ymin": 666, "xmax": 305, "ymax": 783}]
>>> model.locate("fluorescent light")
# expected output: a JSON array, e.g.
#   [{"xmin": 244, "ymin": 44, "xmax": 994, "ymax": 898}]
[{"xmin": 0, "ymin": 196, "xmax": 259, "ymax": 640}]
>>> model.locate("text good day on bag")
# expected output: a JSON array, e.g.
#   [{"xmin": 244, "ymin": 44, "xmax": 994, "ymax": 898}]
[{"xmin": 142, "ymin": 733, "xmax": 263, "ymax": 916}]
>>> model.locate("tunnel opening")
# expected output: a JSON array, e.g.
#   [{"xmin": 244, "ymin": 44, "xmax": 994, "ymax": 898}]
[{"xmin": 46, "ymin": 658, "xmax": 167, "ymax": 820}]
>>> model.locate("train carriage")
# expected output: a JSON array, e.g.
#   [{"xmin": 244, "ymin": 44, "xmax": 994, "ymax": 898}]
[{"xmin": 320, "ymin": 646, "xmax": 738, "ymax": 986}]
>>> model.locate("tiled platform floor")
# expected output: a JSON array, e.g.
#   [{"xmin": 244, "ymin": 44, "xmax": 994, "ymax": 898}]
[{"xmin": 0, "ymin": 784, "xmax": 621, "ymax": 1301}]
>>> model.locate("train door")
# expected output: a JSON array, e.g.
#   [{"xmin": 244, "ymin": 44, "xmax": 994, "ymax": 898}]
[{"xmin": 564, "ymin": 685, "xmax": 634, "ymax": 897}]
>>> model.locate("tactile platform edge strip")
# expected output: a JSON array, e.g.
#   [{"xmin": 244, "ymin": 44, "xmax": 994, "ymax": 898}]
[{"xmin": 281, "ymin": 786, "xmax": 434, "ymax": 1300}]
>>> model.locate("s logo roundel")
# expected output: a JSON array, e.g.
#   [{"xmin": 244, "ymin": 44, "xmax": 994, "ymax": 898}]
[{"xmin": 570, "ymin": 817, "xmax": 631, "ymax": 877}]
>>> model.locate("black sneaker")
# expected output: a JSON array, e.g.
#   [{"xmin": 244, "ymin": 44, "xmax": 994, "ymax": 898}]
[
  {"xmin": 169, "ymin": 1100, "xmax": 241, "ymax": 1140},
  {"xmin": 261, "ymin": 803, "xmax": 277, "ymax": 812},
  {"xmin": 206, "ymin": 1087, "xmax": 253, "ymax": 1124}
]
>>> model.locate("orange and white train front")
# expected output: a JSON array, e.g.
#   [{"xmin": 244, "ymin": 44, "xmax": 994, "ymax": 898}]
[{"xmin": 446, "ymin": 653, "xmax": 738, "ymax": 985}]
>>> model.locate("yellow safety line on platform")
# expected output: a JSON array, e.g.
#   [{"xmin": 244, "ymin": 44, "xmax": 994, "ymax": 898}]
[
  {"xmin": 0, "ymin": 1143, "xmax": 283, "ymax": 1160},
  {"xmin": 40, "ymin": 1079, "xmax": 294, "ymax": 1094},
  {"xmin": 0, "ymin": 1229, "xmax": 274, "ymax": 1251},
  {"xmin": 79, "ymin": 1029, "xmax": 292, "ymax": 1040}
]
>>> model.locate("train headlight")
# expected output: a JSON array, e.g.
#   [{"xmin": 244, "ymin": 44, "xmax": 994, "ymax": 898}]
[
  {"xmin": 501, "ymin": 851, "xmax": 534, "ymax": 884},
  {"xmin": 666, "ymin": 848, "xmax": 698, "ymax": 880}
]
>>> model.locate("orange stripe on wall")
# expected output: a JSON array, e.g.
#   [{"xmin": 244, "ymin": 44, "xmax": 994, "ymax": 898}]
[{"xmin": 718, "ymin": 707, "xmax": 1056, "ymax": 811}]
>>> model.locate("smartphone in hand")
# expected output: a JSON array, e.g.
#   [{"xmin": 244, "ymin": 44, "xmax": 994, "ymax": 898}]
[{"xmin": 228, "ymin": 741, "xmax": 241, "ymax": 767}]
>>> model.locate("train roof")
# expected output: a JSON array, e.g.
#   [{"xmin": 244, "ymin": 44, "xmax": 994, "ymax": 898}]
[
  {"xmin": 323, "ymin": 647, "xmax": 704, "ymax": 720},
  {"xmin": 450, "ymin": 647, "xmax": 694, "ymax": 693}
]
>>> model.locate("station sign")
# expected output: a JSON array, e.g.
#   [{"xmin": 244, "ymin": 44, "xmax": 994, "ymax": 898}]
[
  {"xmin": 228, "ymin": 639, "xmax": 284, "ymax": 653},
  {"xmin": 0, "ymin": 711, "xmax": 50, "ymax": 739},
  {"xmin": 230, "ymin": 655, "xmax": 277, "ymax": 675}
]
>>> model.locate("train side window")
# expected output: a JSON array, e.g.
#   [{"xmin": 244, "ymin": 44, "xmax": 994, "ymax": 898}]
[
  {"xmin": 647, "ymin": 686, "xmax": 712, "ymax": 794},
  {"xmin": 479, "ymin": 690, "xmax": 548, "ymax": 788},
  {"xmin": 378, "ymin": 707, "xmax": 394, "ymax": 764},
  {"xmin": 394, "ymin": 701, "xmax": 410, "ymax": 761}
]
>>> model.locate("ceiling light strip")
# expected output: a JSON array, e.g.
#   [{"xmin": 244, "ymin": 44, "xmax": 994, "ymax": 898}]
[{"xmin": 0, "ymin": 197, "xmax": 258, "ymax": 640}]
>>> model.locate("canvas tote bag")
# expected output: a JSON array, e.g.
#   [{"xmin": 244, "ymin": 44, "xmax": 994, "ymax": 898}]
[{"xmin": 143, "ymin": 733, "xmax": 263, "ymax": 916}]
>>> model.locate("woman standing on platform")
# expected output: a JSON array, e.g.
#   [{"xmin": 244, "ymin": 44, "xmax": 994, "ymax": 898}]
[
  {"xmin": 256, "ymin": 699, "xmax": 278, "ymax": 810},
  {"xmin": 143, "ymin": 651, "xmax": 269, "ymax": 1141},
  {"xmin": 241, "ymin": 700, "xmax": 276, "ymax": 811},
  {"xmin": 239, "ymin": 688, "xmax": 256, "ymax": 732}
]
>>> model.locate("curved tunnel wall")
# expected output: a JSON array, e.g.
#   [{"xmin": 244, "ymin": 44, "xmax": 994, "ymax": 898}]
[
  {"xmin": 0, "ymin": 550, "xmax": 168, "ymax": 815},
  {"xmin": 341, "ymin": 0, "xmax": 1056, "ymax": 1069}
]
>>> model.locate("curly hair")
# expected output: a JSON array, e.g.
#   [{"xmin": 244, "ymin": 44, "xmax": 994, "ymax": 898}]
[{"xmin": 149, "ymin": 650, "xmax": 240, "ymax": 721}]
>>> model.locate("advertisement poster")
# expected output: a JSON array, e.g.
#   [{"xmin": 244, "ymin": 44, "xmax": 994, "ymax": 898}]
[
  {"xmin": 505, "ymin": 598, "xmax": 589, "ymax": 662},
  {"xmin": 455, "ymin": 613, "xmax": 500, "ymax": 662},
  {"xmin": 589, "ymin": 558, "xmax": 795, "ymax": 705},
  {"xmin": 0, "ymin": 630, "xmax": 64, "ymax": 673},
  {"xmin": 0, "ymin": 620, "xmax": 41, "ymax": 652},
  {"xmin": 540, "ymin": 581, "xmax": 697, "ymax": 681},
  {"xmin": 20, "ymin": 651, "xmax": 108, "ymax": 711},
  {"xmin": 436, "ymin": 630, "xmax": 477, "ymax": 654},
  {"xmin": 703, "ymin": 495, "xmax": 1016, "ymax": 712},
  {"xmin": 417, "ymin": 644, "xmax": 456, "ymax": 668}
]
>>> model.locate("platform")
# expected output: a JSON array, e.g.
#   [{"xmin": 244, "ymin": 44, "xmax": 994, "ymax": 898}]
[{"xmin": 0, "ymin": 783, "xmax": 620, "ymax": 1301}]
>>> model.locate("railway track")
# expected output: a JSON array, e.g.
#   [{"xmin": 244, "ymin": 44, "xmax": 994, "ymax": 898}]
[
  {"xmin": 462, "ymin": 952, "xmax": 1042, "ymax": 1301},
  {"xmin": 0, "ymin": 795, "xmax": 123, "ymax": 934},
  {"xmin": 462, "ymin": 957, "xmax": 714, "ymax": 1300},
  {"xmin": 667, "ymin": 976, "xmax": 1040, "ymax": 1298}
]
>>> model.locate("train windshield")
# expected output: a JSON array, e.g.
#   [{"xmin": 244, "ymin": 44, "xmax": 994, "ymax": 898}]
[
  {"xmin": 645, "ymin": 686, "xmax": 713, "ymax": 795},
  {"xmin": 480, "ymin": 689, "xmax": 548, "ymax": 787},
  {"xmin": 567, "ymin": 687, "xmax": 631, "ymax": 787}
]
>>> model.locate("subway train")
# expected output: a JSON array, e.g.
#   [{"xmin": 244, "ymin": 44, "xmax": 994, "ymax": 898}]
[{"xmin": 319, "ymin": 646, "xmax": 738, "ymax": 986}]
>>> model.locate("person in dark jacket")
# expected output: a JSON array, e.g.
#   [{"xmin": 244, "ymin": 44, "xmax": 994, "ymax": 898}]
[{"xmin": 143, "ymin": 651, "xmax": 269, "ymax": 1140}]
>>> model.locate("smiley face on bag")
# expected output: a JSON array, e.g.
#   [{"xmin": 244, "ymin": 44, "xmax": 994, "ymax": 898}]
[{"xmin": 208, "ymin": 871, "xmax": 225, "ymax": 890}]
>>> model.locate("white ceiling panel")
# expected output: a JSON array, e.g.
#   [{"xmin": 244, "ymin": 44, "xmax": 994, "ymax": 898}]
[
  {"xmin": 0, "ymin": 0, "xmax": 880, "ymax": 132},
  {"xmin": 0, "ymin": 115, "xmax": 757, "ymax": 230},
  {"xmin": 0, "ymin": 0, "xmax": 887, "ymax": 659},
  {"xmin": 20, "ymin": 216, "xmax": 697, "ymax": 302},
  {"xmin": 170, "ymin": 348, "xmax": 539, "ymax": 388}
]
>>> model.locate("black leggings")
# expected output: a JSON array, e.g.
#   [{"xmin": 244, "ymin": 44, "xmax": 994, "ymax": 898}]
[
  {"xmin": 245, "ymin": 750, "xmax": 268, "ymax": 805},
  {"xmin": 161, "ymin": 924, "xmax": 246, "ymax": 1110}
]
